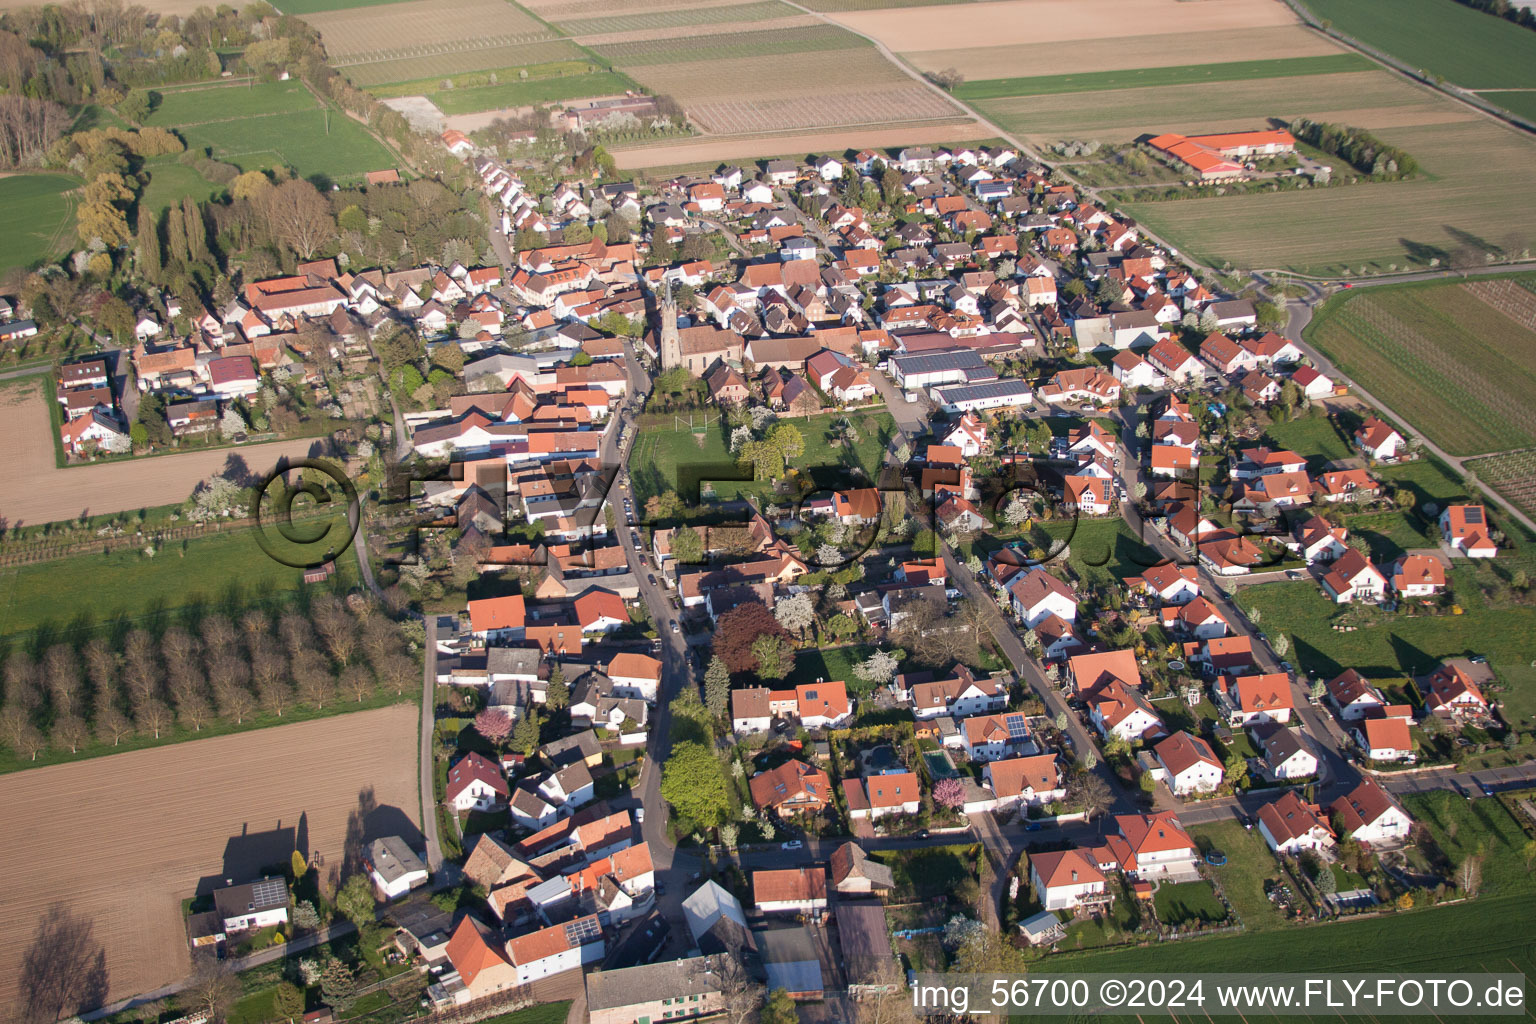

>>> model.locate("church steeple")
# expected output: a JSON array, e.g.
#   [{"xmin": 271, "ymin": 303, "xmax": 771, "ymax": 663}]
[{"xmin": 659, "ymin": 277, "xmax": 681, "ymax": 372}]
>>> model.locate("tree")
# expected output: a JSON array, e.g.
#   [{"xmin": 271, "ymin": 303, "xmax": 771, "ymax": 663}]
[
  {"xmin": 474, "ymin": 707, "xmax": 513, "ymax": 746},
  {"xmin": 272, "ymin": 982, "xmax": 304, "ymax": 1023},
  {"xmin": 767, "ymin": 422, "xmax": 804, "ymax": 467},
  {"xmin": 1002, "ymin": 492, "xmax": 1030, "ymax": 527},
  {"xmin": 705, "ymin": 656, "xmax": 731, "ymax": 716},
  {"xmin": 512, "ymin": 709, "xmax": 541, "ymax": 755},
  {"xmin": 774, "ymin": 592, "xmax": 816, "ymax": 636},
  {"xmin": 319, "ymin": 959, "xmax": 357, "ymax": 1011},
  {"xmin": 751, "ymin": 634, "xmax": 790, "ymax": 681},
  {"xmin": 1224, "ymin": 751, "xmax": 1249, "ymax": 789},
  {"xmin": 855, "ymin": 650, "xmax": 900, "ymax": 685},
  {"xmin": 715, "ymin": 603, "xmax": 791, "ymax": 673},
  {"xmin": 1271, "ymin": 633, "xmax": 1290, "ymax": 658},
  {"xmin": 717, "ymin": 952, "xmax": 766, "ymax": 1024},
  {"xmin": 660, "ymin": 741, "xmax": 731, "ymax": 828},
  {"xmin": 292, "ymin": 900, "xmax": 321, "ymax": 931},
  {"xmin": 1315, "ymin": 862, "xmax": 1337, "ymax": 896},
  {"xmin": 260, "ymin": 178, "xmax": 336, "ymax": 260},
  {"xmin": 1456, "ymin": 852, "xmax": 1483, "ymax": 897},
  {"xmin": 336, "ymin": 873, "xmax": 376, "ymax": 930},
  {"xmin": 942, "ymin": 914, "xmax": 984, "ymax": 948},
  {"xmin": 1066, "ymin": 771, "xmax": 1112, "ymax": 821},
  {"xmin": 761, "ymin": 988, "xmax": 799, "ymax": 1024},
  {"xmin": 932, "ymin": 776, "xmax": 965, "ymax": 810},
  {"xmin": 546, "ymin": 667, "xmax": 570, "ymax": 711},
  {"xmin": 185, "ymin": 954, "xmax": 239, "ymax": 1023},
  {"xmin": 929, "ymin": 67, "xmax": 965, "ymax": 91},
  {"xmin": 670, "ymin": 525, "xmax": 704, "ymax": 564}
]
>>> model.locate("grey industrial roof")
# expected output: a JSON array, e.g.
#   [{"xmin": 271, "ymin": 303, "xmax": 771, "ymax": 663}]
[
  {"xmin": 932, "ymin": 378, "xmax": 1034, "ymax": 402},
  {"xmin": 890, "ymin": 350, "xmax": 988, "ymax": 375}
]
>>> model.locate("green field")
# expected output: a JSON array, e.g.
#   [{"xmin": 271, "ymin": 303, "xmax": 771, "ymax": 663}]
[
  {"xmin": 1190, "ymin": 820, "xmax": 1292, "ymax": 931},
  {"xmin": 1403, "ymin": 792, "xmax": 1533, "ymax": 895},
  {"xmin": 955, "ymin": 54, "xmax": 1374, "ymax": 101},
  {"xmin": 1301, "ymin": 0, "xmax": 1536, "ymax": 90},
  {"xmin": 1478, "ymin": 90, "xmax": 1536, "ymax": 122},
  {"xmin": 426, "ymin": 70, "xmax": 637, "ymax": 115},
  {"xmin": 788, "ymin": 643, "xmax": 879, "ymax": 691},
  {"xmin": 796, "ymin": 0, "xmax": 969, "ymax": 7},
  {"xmin": 180, "ymin": 108, "xmax": 398, "ymax": 183},
  {"xmin": 0, "ymin": 174, "xmax": 80, "ymax": 273},
  {"xmin": 1303, "ymin": 274, "xmax": 1536, "ymax": 457},
  {"xmin": 139, "ymin": 159, "xmax": 226, "ymax": 214},
  {"xmin": 143, "ymin": 80, "xmax": 320, "ymax": 126},
  {"xmin": 628, "ymin": 410, "xmax": 894, "ymax": 507},
  {"xmin": 556, "ymin": 0, "xmax": 796, "ymax": 35},
  {"xmin": 0, "ymin": 523, "xmax": 359, "ymax": 641}
]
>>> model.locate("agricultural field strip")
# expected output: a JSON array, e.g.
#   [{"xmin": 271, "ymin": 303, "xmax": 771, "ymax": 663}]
[
  {"xmin": 304, "ymin": 0, "xmax": 551, "ymax": 58},
  {"xmin": 1307, "ymin": 285, "xmax": 1536, "ymax": 456},
  {"xmin": 1466, "ymin": 278, "xmax": 1536, "ymax": 332},
  {"xmin": 590, "ymin": 23, "xmax": 868, "ymax": 65},
  {"xmin": 571, "ymin": 14, "xmax": 818, "ymax": 48},
  {"xmin": 555, "ymin": 0, "xmax": 798, "ymax": 36},
  {"xmin": 799, "ymin": 0, "xmax": 972, "ymax": 9},
  {"xmin": 954, "ymin": 53, "xmax": 1374, "ymax": 101},
  {"xmin": 1300, "ymin": 0, "xmax": 1536, "ymax": 91},
  {"xmin": 903, "ymin": 25, "xmax": 1350, "ymax": 79},
  {"xmin": 329, "ymin": 34, "xmax": 566, "ymax": 67},
  {"xmin": 339, "ymin": 43, "xmax": 592, "ymax": 88},
  {"xmin": 520, "ymin": 0, "xmax": 764, "ymax": 16},
  {"xmin": 1466, "ymin": 450, "xmax": 1536, "ymax": 519},
  {"xmin": 690, "ymin": 88, "xmax": 964, "ymax": 135}
]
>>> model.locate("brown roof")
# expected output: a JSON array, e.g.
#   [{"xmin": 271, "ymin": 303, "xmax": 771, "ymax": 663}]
[
  {"xmin": 753, "ymin": 867, "xmax": 827, "ymax": 905},
  {"xmin": 1257, "ymin": 791, "xmax": 1331, "ymax": 846}
]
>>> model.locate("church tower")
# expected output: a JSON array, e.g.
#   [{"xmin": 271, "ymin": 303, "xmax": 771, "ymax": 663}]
[{"xmin": 658, "ymin": 278, "xmax": 681, "ymax": 372}]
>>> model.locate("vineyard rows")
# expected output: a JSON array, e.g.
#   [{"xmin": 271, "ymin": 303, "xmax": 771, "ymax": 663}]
[
  {"xmin": 339, "ymin": 42, "xmax": 588, "ymax": 87},
  {"xmin": 1464, "ymin": 278, "xmax": 1536, "ymax": 334},
  {"xmin": 332, "ymin": 34, "xmax": 561, "ymax": 67},
  {"xmin": 690, "ymin": 84, "xmax": 961, "ymax": 134},
  {"xmin": 1468, "ymin": 449, "xmax": 1536, "ymax": 519},
  {"xmin": 1318, "ymin": 302, "xmax": 1532, "ymax": 455}
]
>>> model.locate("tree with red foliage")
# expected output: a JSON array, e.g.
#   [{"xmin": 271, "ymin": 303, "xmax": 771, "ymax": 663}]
[
  {"xmin": 714, "ymin": 603, "xmax": 792, "ymax": 674},
  {"xmin": 474, "ymin": 707, "xmax": 513, "ymax": 747},
  {"xmin": 932, "ymin": 777, "xmax": 965, "ymax": 810}
]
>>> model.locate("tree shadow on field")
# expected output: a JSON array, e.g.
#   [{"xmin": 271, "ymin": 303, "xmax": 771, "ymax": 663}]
[
  {"xmin": 17, "ymin": 904, "xmax": 109, "ymax": 1024},
  {"xmin": 335, "ymin": 786, "xmax": 424, "ymax": 889}
]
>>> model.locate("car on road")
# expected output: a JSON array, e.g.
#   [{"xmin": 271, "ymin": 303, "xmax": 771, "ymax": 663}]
[
  {"xmin": 781, "ymin": 840, "xmax": 803, "ymax": 851},
  {"xmin": 1024, "ymin": 822, "xmax": 1043, "ymax": 832},
  {"xmin": 670, "ymin": 621, "xmax": 680, "ymax": 634},
  {"xmin": 1286, "ymin": 569, "xmax": 1305, "ymax": 580},
  {"xmin": 647, "ymin": 574, "xmax": 656, "ymax": 584},
  {"xmin": 1481, "ymin": 784, "xmax": 1495, "ymax": 797}
]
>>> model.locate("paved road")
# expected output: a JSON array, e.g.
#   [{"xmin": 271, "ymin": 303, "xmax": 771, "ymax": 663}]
[{"xmin": 420, "ymin": 615, "xmax": 445, "ymax": 876}]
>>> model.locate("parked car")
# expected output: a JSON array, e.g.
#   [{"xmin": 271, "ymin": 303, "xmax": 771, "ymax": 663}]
[
  {"xmin": 1024, "ymin": 822, "xmax": 1043, "ymax": 832},
  {"xmin": 781, "ymin": 840, "xmax": 803, "ymax": 851},
  {"xmin": 670, "ymin": 621, "xmax": 680, "ymax": 634}
]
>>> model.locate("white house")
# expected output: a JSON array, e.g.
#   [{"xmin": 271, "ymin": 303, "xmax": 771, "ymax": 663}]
[
  {"xmin": 1353, "ymin": 715, "xmax": 1414, "ymax": 763},
  {"xmin": 213, "ymin": 877, "xmax": 289, "ymax": 934},
  {"xmin": 961, "ymin": 712, "xmax": 1037, "ymax": 763},
  {"xmin": 844, "ymin": 772, "xmax": 921, "ymax": 819},
  {"xmin": 367, "ymin": 837, "xmax": 429, "ymax": 900},
  {"xmin": 507, "ymin": 915, "xmax": 604, "ymax": 985},
  {"xmin": 1153, "ymin": 732, "xmax": 1223, "ymax": 796},
  {"xmin": 1354, "ymin": 417, "xmax": 1404, "ymax": 461},
  {"xmin": 983, "ymin": 755, "xmax": 1064, "ymax": 810},
  {"xmin": 1327, "ymin": 669, "xmax": 1387, "ymax": 721},
  {"xmin": 1110, "ymin": 812, "xmax": 1201, "ymax": 880},
  {"xmin": 1290, "ymin": 365, "xmax": 1334, "ymax": 399},
  {"xmin": 606, "ymin": 653, "xmax": 661, "ymax": 703},
  {"xmin": 731, "ymin": 687, "xmax": 772, "ymax": 735},
  {"xmin": 1440, "ymin": 505, "xmax": 1497, "ymax": 558},
  {"xmin": 1009, "ymin": 569, "xmax": 1078, "ymax": 628},
  {"xmin": 446, "ymin": 752, "xmax": 510, "ymax": 812},
  {"xmin": 1320, "ymin": 550, "xmax": 1387, "ymax": 603},
  {"xmin": 538, "ymin": 762, "xmax": 596, "ymax": 811},
  {"xmin": 1257, "ymin": 792, "xmax": 1334, "ymax": 854},
  {"xmin": 1029, "ymin": 849, "xmax": 1109, "ymax": 911},
  {"xmin": 1256, "ymin": 726, "xmax": 1317, "ymax": 780},
  {"xmin": 1111, "ymin": 350, "xmax": 1163, "ymax": 390},
  {"xmin": 1328, "ymin": 778, "xmax": 1412, "ymax": 846}
]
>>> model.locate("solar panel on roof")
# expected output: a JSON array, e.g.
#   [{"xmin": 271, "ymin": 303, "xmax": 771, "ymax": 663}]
[
  {"xmin": 250, "ymin": 877, "xmax": 287, "ymax": 907},
  {"xmin": 565, "ymin": 916, "xmax": 601, "ymax": 944},
  {"xmin": 1465, "ymin": 508, "xmax": 1483, "ymax": 524},
  {"xmin": 1006, "ymin": 714, "xmax": 1028, "ymax": 739}
]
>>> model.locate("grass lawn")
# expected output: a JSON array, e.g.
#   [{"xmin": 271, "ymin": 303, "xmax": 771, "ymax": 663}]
[
  {"xmin": 883, "ymin": 843, "xmax": 978, "ymax": 902},
  {"xmin": 955, "ymin": 54, "xmax": 1372, "ymax": 101},
  {"xmin": 1190, "ymin": 820, "xmax": 1291, "ymax": 931},
  {"xmin": 0, "ymin": 174, "xmax": 80, "ymax": 273},
  {"xmin": 1303, "ymin": 273, "xmax": 1536, "ymax": 456},
  {"xmin": 1152, "ymin": 879, "xmax": 1227, "ymax": 925},
  {"xmin": 476, "ymin": 1004, "xmax": 573, "ymax": 1024},
  {"xmin": 787, "ymin": 643, "xmax": 879, "ymax": 691},
  {"xmin": 143, "ymin": 80, "xmax": 320, "ymax": 126},
  {"xmin": 177, "ymin": 107, "xmax": 398, "ymax": 185},
  {"xmin": 1040, "ymin": 516, "xmax": 1164, "ymax": 586},
  {"xmin": 1300, "ymin": 0, "xmax": 1536, "ymax": 90},
  {"xmin": 1403, "ymin": 792, "xmax": 1534, "ymax": 896},
  {"xmin": 628, "ymin": 410, "xmax": 894, "ymax": 507},
  {"xmin": 226, "ymin": 987, "xmax": 276, "ymax": 1024},
  {"xmin": 1260, "ymin": 413, "xmax": 1354, "ymax": 469},
  {"xmin": 140, "ymin": 159, "xmax": 226, "ymax": 214},
  {"xmin": 0, "ymin": 522, "xmax": 359, "ymax": 641}
]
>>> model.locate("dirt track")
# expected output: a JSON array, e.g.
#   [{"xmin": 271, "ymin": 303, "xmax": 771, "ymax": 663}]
[
  {"xmin": 0, "ymin": 704, "xmax": 419, "ymax": 1018},
  {"xmin": 0, "ymin": 378, "xmax": 325, "ymax": 529}
]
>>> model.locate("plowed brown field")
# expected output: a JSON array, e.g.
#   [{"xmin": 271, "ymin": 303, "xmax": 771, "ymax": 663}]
[
  {"xmin": 0, "ymin": 704, "xmax": 418, "ymax": 1015},
  {"xmin": 0, "ymin": 377, "xmax": 324, "ymax": 528}
]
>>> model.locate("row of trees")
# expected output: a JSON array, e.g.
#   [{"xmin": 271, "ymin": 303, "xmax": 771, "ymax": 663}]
[
  {"xmin": 1290, "ymin": 118, "xmax": 1418, "ymax": 178},
  {"xmin": 0, "ymin": 595, "xmax": 417, "ymax": 761}
]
